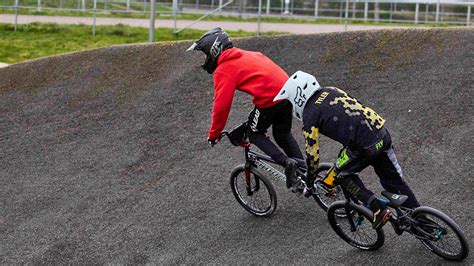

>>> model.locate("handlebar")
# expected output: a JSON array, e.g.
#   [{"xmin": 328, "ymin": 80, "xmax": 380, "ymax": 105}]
[
  {"xmin": 215, "ymin": 122, "xmax": 250, "ymax": 147},
  {"xmin": 217, "ymin": 130, "xmax": 250, "ymax": 147},
  {"xmin": 218, "ymin": 131, "xmax": 229, "ymax": 141},
  {"xmin": 217, "ymin": 126, "xmax": 306, "ymax": 168}
]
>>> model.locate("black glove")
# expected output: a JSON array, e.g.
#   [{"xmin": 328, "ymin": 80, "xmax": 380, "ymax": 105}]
[{"xmin": 208, "ymin": 138, "xmax": 218, "ymax": 147}]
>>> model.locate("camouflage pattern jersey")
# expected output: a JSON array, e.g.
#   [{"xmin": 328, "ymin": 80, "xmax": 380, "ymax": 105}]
[{"xmin": 302, "ymin": 87, "xmax": 386, "ymax": 178}]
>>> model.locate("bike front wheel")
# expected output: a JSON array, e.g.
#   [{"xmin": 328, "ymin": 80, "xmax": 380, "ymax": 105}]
[
  {"xmin": 412, "ymin": 206, "xmax": 469, "ymax": 261},
  {"xmin": 230, "ymin": 165, "xmax": 277, "ymax": 217},
  {"xmin": 327, "ymin": 201, "xmax": 385, "ymax": 250}
]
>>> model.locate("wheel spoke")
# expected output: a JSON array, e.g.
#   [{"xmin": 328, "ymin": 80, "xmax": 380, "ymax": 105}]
[
  {"xmin": 232, "ymin": 171, "xmax": 274, "ymax": 215},
  {"xmin": 414, "ymin": 210, "xmax": 467, "ymax": 260},
  {"xmin": 428, "ymin": 215, "xmax": 460, "ymax": 256}
]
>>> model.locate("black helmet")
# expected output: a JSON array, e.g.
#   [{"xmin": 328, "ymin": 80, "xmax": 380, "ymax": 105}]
[{"xmin": 186, "ymin": 27, "xmax": 233, "ymax": 74}]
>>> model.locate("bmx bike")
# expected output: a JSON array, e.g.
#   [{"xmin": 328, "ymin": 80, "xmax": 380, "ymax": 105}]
[
  {"xmin": 217, "ymin": 122, "xmax": 469, "ymax": 261},
  {"xmin": 217, "ymin": 122, "xmax": 344, "ymax": 217},
  {"xmin": 326, "ymin": 186, "xmax": 469, "ymax": 261}
]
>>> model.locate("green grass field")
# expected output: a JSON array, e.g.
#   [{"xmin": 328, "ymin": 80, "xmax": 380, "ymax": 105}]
[{"xmin": 0, "ymin": 22, "xmax": 277, "ymax": 64}]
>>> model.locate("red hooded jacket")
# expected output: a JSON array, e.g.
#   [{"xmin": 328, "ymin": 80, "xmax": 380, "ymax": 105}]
[{"xmin": 208, "ymin": 48, "xmax": 289, "ymax": 140}]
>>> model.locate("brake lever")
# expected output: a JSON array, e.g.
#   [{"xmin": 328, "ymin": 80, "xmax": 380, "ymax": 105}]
[{"xmin": 218, "ymin": 131, "xmax": 229, "ymax": 141}]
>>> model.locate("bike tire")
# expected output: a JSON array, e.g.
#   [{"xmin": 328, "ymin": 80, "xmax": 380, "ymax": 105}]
[
  {"xmin": 412, "ymin": 206, "xmax": 469, "ymax": 261},
  {"xmin": 230, "ymin": 164, "xmax": 277, "ymax": 217},
  {"xmin": 327, "ymin": 201, "xmax": 385, "ymax": 251},
  {"xmin": 312, "ymin": 163, "xmax": 345, "ymax": 215}
]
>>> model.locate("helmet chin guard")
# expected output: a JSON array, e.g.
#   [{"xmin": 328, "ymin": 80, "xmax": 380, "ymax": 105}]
[{"xmin": 274, "ymin": 71, "xmax": 321, "ymax": 121}]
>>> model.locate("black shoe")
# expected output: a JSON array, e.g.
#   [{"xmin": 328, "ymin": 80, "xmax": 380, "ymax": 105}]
[
  {"xmin": 372, "ymin": 207, "xmax": 391, "ymax": 229},
  {"xmin": 285, "ymin": 158, "xmax": 297, "ymax": 189}
]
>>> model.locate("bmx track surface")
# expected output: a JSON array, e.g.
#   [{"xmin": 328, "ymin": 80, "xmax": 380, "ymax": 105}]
[{"xmin": 1, "ymin": 28, "xmax": 473, "ymax": 263}]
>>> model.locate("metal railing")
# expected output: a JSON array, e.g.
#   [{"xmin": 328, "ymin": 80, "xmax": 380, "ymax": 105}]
[
  {"xmin": 1, "ymin": 0, "xmax": 472, "ymax": 40},
  {"xmin": 173, "ymin": 0, "xmax": 233, "ymax": 33}
]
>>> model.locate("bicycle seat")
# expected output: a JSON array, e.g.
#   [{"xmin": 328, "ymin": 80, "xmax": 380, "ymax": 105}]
[{"xmin": 381, "ymin": 191, "xmax": 408, "ymax": 207}]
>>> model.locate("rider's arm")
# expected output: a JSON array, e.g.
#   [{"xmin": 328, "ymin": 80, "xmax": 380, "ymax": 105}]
[
  {"xmin": 208, "ymin": 71, "xmax": 238, "ymax": 141},
  {"xmin": 303, "ymin": 125, "xmax": 320, "ymax": 180}
]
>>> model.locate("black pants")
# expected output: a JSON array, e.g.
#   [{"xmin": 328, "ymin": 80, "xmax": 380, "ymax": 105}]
[
  {"xmin": 335, "ymin": 130, "xmax": 420, "ymax": 209},
  {"xmin": 247, "ymin": 100, "xmax": 303, "ymax": 165}
]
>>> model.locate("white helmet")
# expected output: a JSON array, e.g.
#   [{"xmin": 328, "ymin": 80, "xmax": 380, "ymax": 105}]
[{"xmin": 274, "ymin": 71, "xmax": 321, "ymax": 121}]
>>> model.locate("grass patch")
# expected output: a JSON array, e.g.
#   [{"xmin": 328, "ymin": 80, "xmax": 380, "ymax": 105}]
[{"xmin": 0, "ymin": 22, "xmax": 279, "ymax": 63}]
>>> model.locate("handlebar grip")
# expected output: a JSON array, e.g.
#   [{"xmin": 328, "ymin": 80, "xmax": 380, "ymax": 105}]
[{"xmin": 218, "ymin": 131, "xmax": 229, "ymax": 141}]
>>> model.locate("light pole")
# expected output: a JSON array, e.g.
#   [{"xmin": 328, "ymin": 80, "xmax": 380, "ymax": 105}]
[
  {"xmin": 344, "ymin": 0, "xmax": 349, "ymax": 31},
  {"xmin": 14, "ymin": 0, "xmax": 19, "ymax": 32},
  {"xmin": 435, "ymin": 0, "xmax": 440, "ymax": 24},
  {"xmin": 257, "ymin": 0, "xmax": 262, "ymax": 35},
  {"xmin": 314, "ymin": 0, "xmax": 319, "ymax": 18},
  {"xmin": 468, "ymin": 4, "xmax": 471, "ymax": 26},
  {"xmin": 93, "ymin": 0, "xmax": 97, "ymax": 36},
  {"xmin": 283, "ymin": 0, "xmax": 289, "ymax": 14},
  {"xmin": 173, "ymin": 0, "xmax": 178, "ymax": 32},
  {"xmin": 364, "ymin": 1, "xmax": 368, "ymax": 21},
  {"xmin": 415, "ymin": 3, "xmax": 419, "ymax": 24},
  {"xmin": 149, "ymin": 0, "xmax": 156, "ymax": 42}
]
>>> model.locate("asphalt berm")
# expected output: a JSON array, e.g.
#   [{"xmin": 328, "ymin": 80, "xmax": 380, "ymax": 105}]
[{"xmin": 1, "ymin": 28, "xmax": 473, "ymax": 263}]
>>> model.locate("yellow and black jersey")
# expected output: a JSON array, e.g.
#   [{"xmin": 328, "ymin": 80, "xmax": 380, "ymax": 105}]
[{"xmin": 302, "ymin": 87, "xmax": 386, "ymax": 177}]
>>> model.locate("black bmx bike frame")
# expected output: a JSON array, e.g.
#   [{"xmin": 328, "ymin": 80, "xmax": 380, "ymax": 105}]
[
  {"xmin": 337, "ymin": 186, "xmax": 433, "ymax": 239},
  {"xmin": 219, "ymin": 127, "xmax": 306, "ymax": 192}
]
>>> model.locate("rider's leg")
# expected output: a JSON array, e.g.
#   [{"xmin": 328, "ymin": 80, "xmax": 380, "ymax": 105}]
[
  {"xmin": 248, "ymin": 133, "xmax": 288, "ymax": 164},
  {"xmin": 249, "ymin": 132, "xmax": 298, "ymax": 188},
  {"xmin": 247, "ymin": 106, "xmax": 288, "ymax": 164},
  {"xmin": 336, "ymin": 173, "xmax": 374, "ymax": 204},
  {"xmin": 372, "ymin": 146, "xmax": 420, "ymax": 209},
  {"xmin": 247, "ymin": 106, "xmax": 300, "ymax": 188},
  {"xmin": 333, "ymin": 148, "xmax": 374, "ymax": 204},
  {"xmin": 334, "ymin": 147, "xmax": 391, "ymax": 229},
  {"xmin": 272, "ymin": 100, "xmax": 304, "ymax": 160}
]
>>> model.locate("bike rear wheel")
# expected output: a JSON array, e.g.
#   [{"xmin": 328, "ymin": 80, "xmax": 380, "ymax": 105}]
[
  {"xmin": 312, "ymin": 163, "xmax": 345, "ymax": 215},
  {"xmin": 327, "ymin": 201, "xmax": 385, "ymax": 250},
  {"xmin": 412, "ymin": 207, "xmax": 469, "ymax": 261},
  {"xmin": 230, "ymin": 165, "xmax": 277, "ymax": 217}
]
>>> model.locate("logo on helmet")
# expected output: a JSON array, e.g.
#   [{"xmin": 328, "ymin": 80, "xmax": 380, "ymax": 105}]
[
  {"xmin": 210, "ymin": 36, "xmax": 222, "ymax": 58},
  {"xmin": 294, "ymin": 84, "xmax": 308, "ymax": 107}
]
